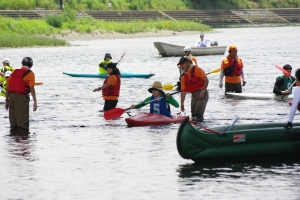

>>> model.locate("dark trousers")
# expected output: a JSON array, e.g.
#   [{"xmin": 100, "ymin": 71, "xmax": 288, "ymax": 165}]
[
  {"xmin": 103, "ymin": 100, "xmax": 118, "ymax": 111},
  {"xmin": 225, "ymin": 82, "xmax": 242, "ymax": 93},
  {"xmin": 9, "ymin": 93, "xmax": 30, "ymax": 129}
]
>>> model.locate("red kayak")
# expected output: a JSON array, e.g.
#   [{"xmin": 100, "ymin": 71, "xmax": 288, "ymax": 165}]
[{"xmin": 125, "ymin": 112, "xmax": 187, "ymax": 127}]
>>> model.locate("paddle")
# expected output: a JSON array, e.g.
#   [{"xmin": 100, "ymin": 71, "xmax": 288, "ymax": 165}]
[
  {"xmin": 104, "ymin": 84, "xmax": 199, "ymax": 120},
  {"xmin": 162, "ymin": 68, "xmax": 221, "ymax": 90},
  {"xmin": 226, "ymin": 118, "xmax": 239, "ymax": 132},
  {"xmin": 280, "ymin": 80, "xmax": 296, "ymax": 101},
  {"xmin": 275, "ymin": 65, "xmax": 295, "ymax": 100},
  {"xmin": 116, "ymin": 51, "xmax": 125, "ymax": 67}
]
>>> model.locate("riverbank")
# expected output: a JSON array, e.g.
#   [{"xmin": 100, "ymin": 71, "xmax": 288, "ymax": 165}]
[{"xmin": 52, "ymin": 30, "xmax": 203, "ymax": 41}]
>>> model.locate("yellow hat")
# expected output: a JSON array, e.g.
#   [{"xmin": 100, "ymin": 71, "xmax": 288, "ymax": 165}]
[{"xmin": 229, "ymin": 45, "xmax": 237, "ymax": 51}]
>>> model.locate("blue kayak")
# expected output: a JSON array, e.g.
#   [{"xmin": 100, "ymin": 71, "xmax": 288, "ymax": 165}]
[{"xmin": 63, "ymin": 72, "xmax": 155, "ymax": 78}]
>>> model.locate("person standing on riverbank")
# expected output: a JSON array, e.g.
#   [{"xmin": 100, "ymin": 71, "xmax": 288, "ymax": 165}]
[
  {"xmin": 285, "ymin": 68, "xmax": 300, "ymax": 129},
  {"xmin": 0, "ymin": 58, "xmax": 14, "ymax": 83},
  {"xmin": 178, "ymin": 57, "xmax": 209, "ymax": 122},
  {"xmin": 219, "ymin": 45, "xmax": 246, "ymax": 94},
  {"xmin": 5, "ymin": 57, "xmax": 37, "ymax": 130},
  {"xmin": 93, "ymin": 63, "xmax": 121, "ymax": 111}
]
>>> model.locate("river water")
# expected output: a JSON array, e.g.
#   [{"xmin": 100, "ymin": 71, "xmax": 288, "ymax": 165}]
[{"xmin": 1, "ymin": 26, "xmax": 300, "ymax": 199}]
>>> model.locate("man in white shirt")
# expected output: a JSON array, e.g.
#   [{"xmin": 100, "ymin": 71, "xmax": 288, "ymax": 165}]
[{"xmin": 195, "ymin": 33, "xmax": 214, "ymax": 47}]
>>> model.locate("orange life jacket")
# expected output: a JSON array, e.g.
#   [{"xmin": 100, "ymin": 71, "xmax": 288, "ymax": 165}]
[{"xmin": 225, "ymin": 56, "xmax": 242, "ymax": 76}]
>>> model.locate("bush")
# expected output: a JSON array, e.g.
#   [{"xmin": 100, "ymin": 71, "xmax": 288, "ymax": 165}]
[{"xmin": 46, "ymin": 14, "xmax": 64, "ymax": 28}]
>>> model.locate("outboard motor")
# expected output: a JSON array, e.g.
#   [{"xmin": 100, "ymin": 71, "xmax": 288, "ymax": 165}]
[{"xmin": 211, "ymin": 41, "xmax": 218, "ymax": 46}]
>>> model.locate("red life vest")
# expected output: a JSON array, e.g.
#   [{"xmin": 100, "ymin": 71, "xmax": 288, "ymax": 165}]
[
  {"xmin": 225, "ymin": 56, "xmax": 242, "ymax": 76},
  {"xmin": 102, "ymin": 75, "xmax": 121, "ymax": 96},
  {"xmin": 182, "ymin": 66, "xmax": 204, "ymax": 92},
  {"xmin": 8, "ymin": 68, "xmax": 31, "ymax": 95}
]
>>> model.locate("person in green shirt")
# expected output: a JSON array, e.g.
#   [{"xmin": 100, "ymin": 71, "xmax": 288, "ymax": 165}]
[{"xmin": 130, "ymin": 81, "xmax": 179, "ymax": 117}]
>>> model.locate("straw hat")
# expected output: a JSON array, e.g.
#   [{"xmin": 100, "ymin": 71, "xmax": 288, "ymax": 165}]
[{"xmin": 148, "ymin": 81, "xmax": 163, "ymax": 93}]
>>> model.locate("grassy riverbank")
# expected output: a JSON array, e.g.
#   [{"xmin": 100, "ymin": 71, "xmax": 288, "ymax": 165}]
[
  {"xmin": 0, "ymin": 14, "xmax": 211, "ymax": 47},
  {"xmin": 1, "ymin": 0, "xmax": 299, "ymax": 10}
]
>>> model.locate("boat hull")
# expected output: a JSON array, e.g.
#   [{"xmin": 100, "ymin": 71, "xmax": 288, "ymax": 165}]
[
  {"xmin": 125, "ymin": 112, "xmax": 186, "ymax": 127},
  {"xmin": 154, "ymin": 42, "xmax": 226, "ymax": 57},
  {"xmin": 63, "ymin": 72, "xmax": 155, "ymax": 78},
  {"xmin": 226, "ymin": 92, "xmax": 293, "ymax": 100},
  {"xmin": 177, "ymin": 117, "xmax": 300, "ymax": 163}
]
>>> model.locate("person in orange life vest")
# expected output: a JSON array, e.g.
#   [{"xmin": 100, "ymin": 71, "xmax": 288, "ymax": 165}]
[
  {"xmin": 93, "ymin": 63, "xmax": 121, "ymax": 111},
  {"xmin": 5, "ymin": 57, "xmax": 37, "ymax": 130},
  {"xmin": 178, "ymin": 57, "xmax": 209, "ymax": 122},
  {"xmin": 219, "ymin": 45, "xmax": 246, "ymax": 94}
]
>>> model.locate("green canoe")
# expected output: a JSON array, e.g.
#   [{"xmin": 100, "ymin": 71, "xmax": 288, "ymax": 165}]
[{"xmin": 176, "ymin": 117, "xmax": 300, "ymax": 163}]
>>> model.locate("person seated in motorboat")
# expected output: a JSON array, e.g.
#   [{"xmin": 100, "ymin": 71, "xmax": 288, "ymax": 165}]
[
  {"xmin": 98, "ymin": 53, "xmax": 120, "ymax": 75},
  {"xmin": 273, "ymin": 64, "xmax": 296, "ymax": 96},
  {"xmin": 195, "ymin": 33, "xmax": 217, "ymax": 48},
  {"xmin": 177, "ymin": 46, "xmax": 198, "ymax": 91},
  {"xmin": 130, "ymin": 81, "xmax": 179, "ymax": 117}
]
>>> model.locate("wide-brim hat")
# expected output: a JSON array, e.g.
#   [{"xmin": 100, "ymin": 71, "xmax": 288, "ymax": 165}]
[
  {"xmin": 148, "ymin": 81, "xmax": 163, "ymax": 93},
  {"xmin": 104, "ymin": 53, "xmax": 112, "ymax": 59}
]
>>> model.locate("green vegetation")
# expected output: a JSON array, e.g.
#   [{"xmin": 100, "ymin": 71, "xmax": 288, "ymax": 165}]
[
  {"xmin": 0, "ymin": 0, "xmax": 299, "ymax": 10},
  {"xmin": 0, "ymin": 8, "xmax": 211, "ymax": 47}
]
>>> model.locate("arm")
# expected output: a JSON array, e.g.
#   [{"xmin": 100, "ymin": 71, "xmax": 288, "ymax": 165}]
[
  {"xmin": 180, "ymin": 91, "xmax": 186, "ymax": 111},
  {"xmin": 199, "ymin": 77, "xmax": 209, "ymax": 99},
  {"xmin": 166, "ymin": 95, "xmax": 179, "ymax": 108},
  {"xmin": 93, "ymin": 82, "xmax": 111, "ymax": 92},
  {"xmin": 5, "ymin": 85, "xmax": 9, "ymax": 110},
  {"xmin": 131, "ymin": 97, "xmax": 152, "ymax": 109},
  {"xmin": 219, "ymin": 70, "xmax": 224, "ymax": 88},
  {"xmin": 288, "ymin": 87, "xmax": 300, "ymax": 123},
  {"xmin": 273, "ymin": 78, "xmax": 285, "ymax": 95},
  {"xmin": 30, "ymin": 86, "xmax": 37, "ymax": 111}
]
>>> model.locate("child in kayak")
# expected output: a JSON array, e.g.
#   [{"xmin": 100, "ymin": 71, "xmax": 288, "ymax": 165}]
[{"xmin": 130, "ymin": 81, "xmax": 179, "ymax": 117}]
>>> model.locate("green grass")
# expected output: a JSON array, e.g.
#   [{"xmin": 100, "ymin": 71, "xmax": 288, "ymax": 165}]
[
  {"xmin": 0, "ymin": 33, "xmax": 68, "ymax": 48},
  {"xmin": 0, "ymin": 14, "xmax": 211, "ymax": 47},
  {"xmin": 0, "ymin": 0, "xmax": 299, "ymax": 10}
]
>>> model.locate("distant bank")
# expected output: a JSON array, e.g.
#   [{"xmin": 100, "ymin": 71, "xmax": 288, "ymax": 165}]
[{"xmin": 0, "ymin": 8, "xmax": 300, "ymax": 27}]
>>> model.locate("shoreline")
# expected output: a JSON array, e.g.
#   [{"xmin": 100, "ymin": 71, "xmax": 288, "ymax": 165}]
[{"xmin": 52, "ymin": 30, "xmax": 204, "ymax": 41}]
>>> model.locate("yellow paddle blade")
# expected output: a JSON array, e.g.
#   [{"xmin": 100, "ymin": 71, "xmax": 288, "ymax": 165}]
[
  {"xmin": 210, "ymin": 68, "xmax": 221, "ymax": 74},
  {"xmin": 162, "ymin": 83, "xmax": 175, "ymax": 90},
  {"xmin": 206, "ymin": 68, "xmax": 221, "ymax": 75}
]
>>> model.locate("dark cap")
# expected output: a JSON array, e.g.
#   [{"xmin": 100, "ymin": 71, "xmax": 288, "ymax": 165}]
[
  {"xmin": 200, "ymin": 33, "xmax": 204, "ymax": 37},
  {"xmin": 283, "ymin": 64, "xmax": 292, "ymax": 70},
  {"xmin": 21, "ymin": 57, "xmax": 33, "ymax": 67},
  {"xmin": 177, "ymin": 57, "xmax": 189, "ymax": 66},
  {"xmin": 106, "ymin": 62, "xmax": 117, "ymax": 70},
  {"xmin": 104, "ymin": 53, "xmax": 112, "ymax": 59}
]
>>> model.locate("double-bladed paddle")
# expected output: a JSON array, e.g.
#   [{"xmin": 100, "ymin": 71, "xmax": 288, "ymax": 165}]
[
  {"xmin": 162, "ymin": 67, "xmax": 221, "ymax": 90},
  {"xmin": 104, "ymin": 84, "xmax": 200, "ymax": 120},
  {"xmin": 116, "ymin": 51, "xmax": 125, "ymax": 67}
]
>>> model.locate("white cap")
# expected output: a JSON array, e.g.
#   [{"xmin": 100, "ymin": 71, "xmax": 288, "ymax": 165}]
[
  {"xmin": 184, "ymin": 46, "xmax": 191, "ymax": 52},
  {"xmin": 5, "ymin": 71, "xmax": 12, "ymax": 77},
  {"xmin": 2, "ymin": 58, "xmax": 10, "ymax": 64}
]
